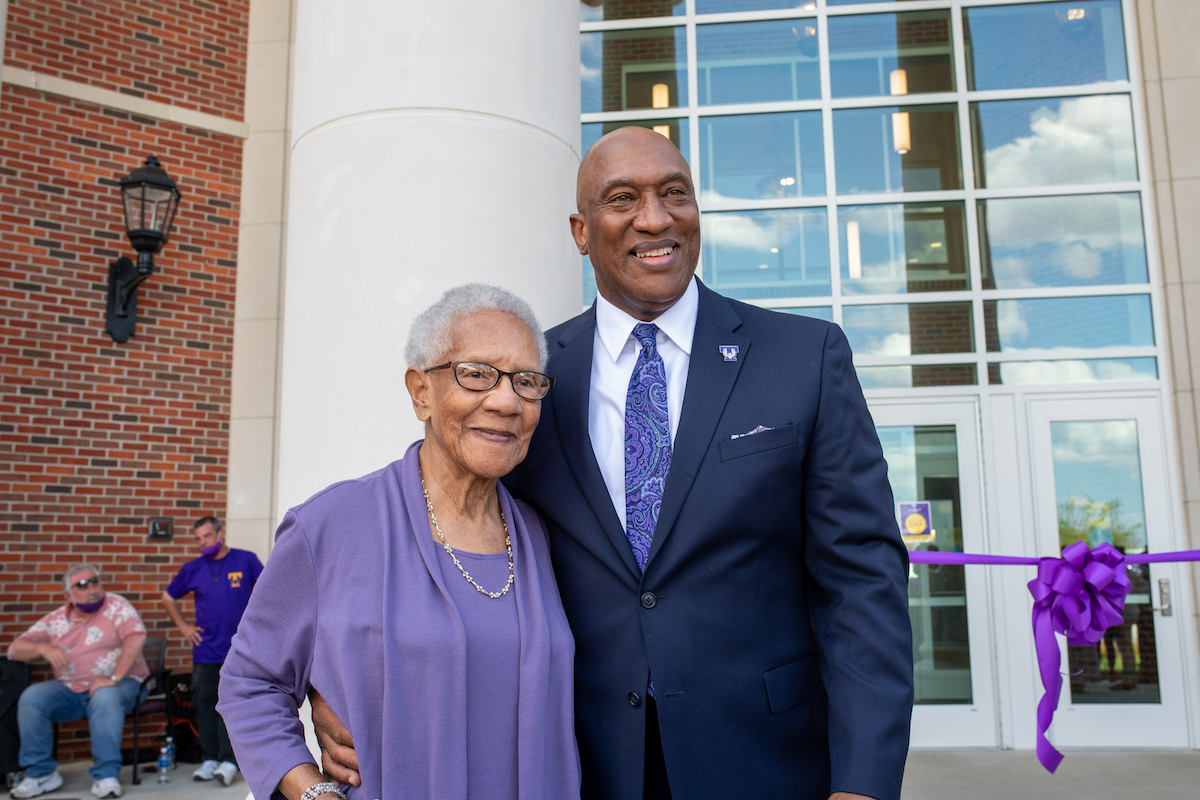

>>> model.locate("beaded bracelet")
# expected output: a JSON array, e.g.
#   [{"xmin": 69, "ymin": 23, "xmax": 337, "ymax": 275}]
[{"xmin": 299, "ymin": 781, "xmax": 346, "ymax": 800}]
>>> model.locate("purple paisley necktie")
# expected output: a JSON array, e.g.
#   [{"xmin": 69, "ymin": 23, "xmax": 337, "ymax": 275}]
[{"xmin": 625, "ymin": 323, "xmax": 672, "ymax": 573}]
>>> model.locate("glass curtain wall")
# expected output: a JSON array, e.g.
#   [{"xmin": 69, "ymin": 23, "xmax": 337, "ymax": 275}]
[{"xmin": 579, "ymin": 0, "xmax": 1156, "ymax": 391}]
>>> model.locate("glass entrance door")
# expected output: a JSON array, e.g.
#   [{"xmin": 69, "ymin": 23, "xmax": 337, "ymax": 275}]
[
  {"xmin": 1028, "ymin": 396, "xmax": 1191, "ymax": 747},
  {"xmin": 871, "ymin": 399, "xmax": 998, "ymax": 747}
]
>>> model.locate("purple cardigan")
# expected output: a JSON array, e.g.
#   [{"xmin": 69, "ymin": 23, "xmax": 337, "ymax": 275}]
[{"xmin": 218, "ymin": 442, "xmax": 580, "ymax": 800}]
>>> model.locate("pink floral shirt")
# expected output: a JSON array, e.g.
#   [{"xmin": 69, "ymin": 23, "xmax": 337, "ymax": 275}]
[{"xmin": 11, "ymin": 593, "xmax": 150, "ymax": 693}]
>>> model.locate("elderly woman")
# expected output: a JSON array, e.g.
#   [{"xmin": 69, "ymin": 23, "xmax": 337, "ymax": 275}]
[{"xmin": 218, "ymin": 284, "xmax": 579, "ymax": 800}]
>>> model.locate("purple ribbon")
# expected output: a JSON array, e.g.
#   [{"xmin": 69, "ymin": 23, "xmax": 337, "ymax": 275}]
[{"xmin": 909, "ymin": 543, "xmax": 1200, "ymax": 773}]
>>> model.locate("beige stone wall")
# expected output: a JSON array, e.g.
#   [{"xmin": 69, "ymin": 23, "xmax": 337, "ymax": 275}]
[
  {"xmin": 1134, "ymin": 0, "xmax": 1200, "ymax": 625},
  {"xmin": 225, "ymin": 0, "xmax": 293, "ymax": 561}
]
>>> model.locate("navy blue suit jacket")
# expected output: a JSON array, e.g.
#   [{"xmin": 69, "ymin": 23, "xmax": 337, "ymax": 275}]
[{"xmin": 504, "ymin": 281, "xmax": 913, "ymax": 800}]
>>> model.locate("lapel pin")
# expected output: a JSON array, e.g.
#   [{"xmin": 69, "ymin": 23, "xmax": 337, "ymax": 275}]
[{"xmin": 719, "ymin": 345, "xmax": 739, "ymax": 362}]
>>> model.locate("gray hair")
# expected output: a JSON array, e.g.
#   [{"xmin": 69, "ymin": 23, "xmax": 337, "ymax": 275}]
[
  {"xmin": 405, "ymin": 283, "xmax": 548, "ymax": 371},
  {"xmin": 63, "ymin": 563, "xmax": 102, "ymax": 590}
]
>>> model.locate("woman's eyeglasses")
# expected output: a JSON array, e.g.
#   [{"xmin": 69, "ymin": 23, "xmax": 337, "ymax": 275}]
[
  {"xmin": 425, "ymin": 362, "xmax": 554, "ymax": 401},
  {"xmin": 71, "ymin": 576, "xmax": 101, "ymax": 590}
]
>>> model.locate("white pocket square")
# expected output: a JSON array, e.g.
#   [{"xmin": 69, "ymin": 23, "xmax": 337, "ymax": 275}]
[{"xmin": 730, "ymin": 425, "xmax": 774, "ymax": 440}]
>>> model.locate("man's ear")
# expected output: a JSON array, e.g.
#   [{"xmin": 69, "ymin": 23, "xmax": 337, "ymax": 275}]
[
  {"xmin": 569, "ymin": 213, "xmax": 589, "ymax": 255},
  {"xmin": 405, "ymin": 367, "xmax": 434, "ymax": 423}
]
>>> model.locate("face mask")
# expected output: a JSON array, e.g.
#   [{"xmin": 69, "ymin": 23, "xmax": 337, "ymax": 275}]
[
  {"xmin": 75, "ymin": 595, "xmax": 105, "ymax": 614},
  {"xmin": 201, "ymin": 541, "xmax": 224, "ymax": 559}
]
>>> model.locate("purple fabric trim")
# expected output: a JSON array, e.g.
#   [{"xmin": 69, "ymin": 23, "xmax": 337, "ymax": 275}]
[{"xmin": 909, "ymin": 543, "xmax": 1200, "ymax": 773}]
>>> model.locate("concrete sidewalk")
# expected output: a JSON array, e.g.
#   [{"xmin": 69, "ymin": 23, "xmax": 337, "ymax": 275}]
[
  {"xmin": 7, "ymin": 760, "xmax": 248, "ymax": 800},
  {"xmin": 902, "ymin": 749, "xmax": 1200, "ymax": 799},
  {"xmin": 18, "ymin": 749, "xmax": 1200, "ymax": 799}
]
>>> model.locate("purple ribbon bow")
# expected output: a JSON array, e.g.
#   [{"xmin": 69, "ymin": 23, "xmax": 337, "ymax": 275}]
[
  {"xmin": 908, "ymin": 543, "xmax": 1200, "ymax": 773},
  {"xmin": 1027, "ymin": 541, "xmax": 1130, "ymax": 772}
]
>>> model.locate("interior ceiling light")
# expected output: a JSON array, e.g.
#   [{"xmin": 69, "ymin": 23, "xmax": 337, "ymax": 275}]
[
  {"xmin": 1068, "ymin": 8, "xmax": 1086, "ymax": 20},
  {"xmin": 892, "ymin": 111, "xmax": 912, "ymax": 155},
  {"xmin": 652, "ymin": 124, "xmax": 671, "ymax": 138},
  {"xmin": 779, "ymin": 176, "xmax": 796, "ymax": 186},
  {"xmin": 847, "ymin": 221, "xmax": 862, "ymax": 280},
  {"xmin": 890, "ymin": 69, "xmax": 908, "ymax": 96},
  {"xmin": 652, "ymin": 83, "xmax": 670, "ymax": 109}
]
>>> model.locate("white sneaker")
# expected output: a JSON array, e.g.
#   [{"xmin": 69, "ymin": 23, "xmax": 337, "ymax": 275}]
[
  {"xmin": 10, "ymin": 771, "xmax": 63, "ymax": 799},
  {"xmin": 192, "ymin": 760, "xmax": 220, "ymax": 781},
  {"xmin": 90, "ymin": 777, "xmax": 122, "ymax": 799},
  {"xmin": 214, "ymin": 762, "xmax": 239, "ymax": 787}
]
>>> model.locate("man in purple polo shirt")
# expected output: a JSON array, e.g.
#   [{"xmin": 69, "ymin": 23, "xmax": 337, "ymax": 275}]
[{"xmin": 161, "ymin": 516, "xmax": 263, "ymax": 787}]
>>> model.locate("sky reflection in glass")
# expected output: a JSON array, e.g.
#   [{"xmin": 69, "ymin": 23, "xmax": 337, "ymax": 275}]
[
  {"xmin": 780, "ymin": 306, "xmax": 833, "ymax": 322},
  {"xmin": 828, "ymin": 10, "xmax": 954, "ymax": 99},
  {"xmin": 859, "ymin": 365, "xmax": 977, "ymax": 389},
  {"xmin": 843, "ymin": 302, "xmax": 974, "ymax": 356},
  {"xmin": 972, "ymin": 95, "xmax": 1137, "ymax": 188},
  {"xmin": 700, "ymin": 112, "xmax": 824, "ymax": 201},
  {"xmin": 990, "ymin": 358, "xmax": 1157, "ymax": 386},
  {"xmin": 839, "ymin": 202, "xmax": 967, "ymax": 295},
  {"xmin": 696, "ymin": 19, "xmax": 820, "ymax": 106},
  {"xmin": 980, "ymin": 193, "xmax": 1147, "ymax": 289},
  {"xmin": 834, "ymin": 105, "xmax": 961, "ymax": 194},
  {"xmin": 984, "ymin": 295, "xmax": 1154, "ymax": 352},
  {"xmin": 582, "ymin": 27, "xmax": 689, "ymax": 114},
  {"xmin": 701, "ymin": 207, "xmax": 830, "ymax": 299},
  {"xmin": 965, "ymin": 0, "xmax": 1127, "ymax": 91}
]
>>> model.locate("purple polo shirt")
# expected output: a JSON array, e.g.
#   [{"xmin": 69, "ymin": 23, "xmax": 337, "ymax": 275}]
[{"xmin": 167, "ymin": 548, "xmax": 263, "ymax": 664}]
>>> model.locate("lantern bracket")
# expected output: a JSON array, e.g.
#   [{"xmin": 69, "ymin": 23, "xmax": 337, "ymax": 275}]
[{"xmin": 104, "ymin": 156, "xmax": 180, "ymax": 343}]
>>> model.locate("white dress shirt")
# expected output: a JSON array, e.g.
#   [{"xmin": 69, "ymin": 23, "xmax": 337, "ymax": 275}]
[{"xmin": 588, "ymin": 278, "xmax": 699, "ymax": 532}]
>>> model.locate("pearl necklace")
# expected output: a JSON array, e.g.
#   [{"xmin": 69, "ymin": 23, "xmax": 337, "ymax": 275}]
[{"xmin": 421, "ymin": 476, "xmax": 514, "ymax": 599}]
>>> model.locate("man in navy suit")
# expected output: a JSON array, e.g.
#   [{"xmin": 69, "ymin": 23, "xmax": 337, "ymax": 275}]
[{"xmin": 312, "ymin": 127, "xmax": 912, "ymax": 799}]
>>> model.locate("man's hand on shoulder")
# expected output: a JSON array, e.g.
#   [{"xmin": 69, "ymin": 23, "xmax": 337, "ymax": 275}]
[{"xmin": 830, "ymin": 793, "xmax": 878, "ymax": 800}]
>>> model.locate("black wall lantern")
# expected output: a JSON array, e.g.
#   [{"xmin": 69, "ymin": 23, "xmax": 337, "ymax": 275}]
[{"xmin": 105, "ymin": 155, "xmax": 182, "ymax": 343}]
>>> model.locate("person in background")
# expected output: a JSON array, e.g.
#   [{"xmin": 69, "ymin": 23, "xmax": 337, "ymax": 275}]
[
  {"xmin": 8, "ymin": 564, "xmax": 149, "ymax": 800},
  {"xmin": 161, "ymin": 516, "xmax": 263, "ymax": 787}
]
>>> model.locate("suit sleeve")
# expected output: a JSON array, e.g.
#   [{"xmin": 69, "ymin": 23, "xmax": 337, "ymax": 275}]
[
  {"xmin": 802, "ymin": 324, "xmax": 914, "ymax": 800},
  {"xmin": 218, "ymin": 511, "xmax": 319, "ymax": 800}
]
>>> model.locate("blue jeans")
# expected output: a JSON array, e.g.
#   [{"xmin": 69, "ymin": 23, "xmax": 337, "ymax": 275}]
[{"xmin": 17, "ymin": 678, "xmax": 146, "ymax": 781}]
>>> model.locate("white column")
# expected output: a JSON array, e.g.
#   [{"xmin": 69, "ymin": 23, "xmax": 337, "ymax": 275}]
[{"xmin": 277, "ymin": 0, "xmax": 581, "ymax": 511}]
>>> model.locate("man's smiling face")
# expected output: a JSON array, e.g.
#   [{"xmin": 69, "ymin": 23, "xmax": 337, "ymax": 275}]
[{"xmin": 571, "ymin": 127, "xmax": 700, "ymax": 321}]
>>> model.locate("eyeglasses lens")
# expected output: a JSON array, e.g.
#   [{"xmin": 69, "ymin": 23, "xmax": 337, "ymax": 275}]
[
  {"xmin": 454, "ymin": 363, "xmax": 500, "ymax": 391},
  {"xmin": 453, "ymin": 363, "xmax": 551, "ymax": 400},
  {"xmin": 73, "ymin": 577, "xmax": 99, "ymax": 590}
]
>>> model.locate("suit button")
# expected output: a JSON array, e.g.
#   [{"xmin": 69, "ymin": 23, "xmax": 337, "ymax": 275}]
[
  {"xmin": 640, "ymin": 592, "xmax": 657, "ymax": 609},
  {"xmin": 628, "ymin": 692, "xmax": 642, "ymax": 707}
]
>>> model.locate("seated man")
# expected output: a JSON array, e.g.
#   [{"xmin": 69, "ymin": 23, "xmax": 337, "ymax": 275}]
[{"xmin": 7, "ymin": 564, "xmax": 150, "ymax": 800}]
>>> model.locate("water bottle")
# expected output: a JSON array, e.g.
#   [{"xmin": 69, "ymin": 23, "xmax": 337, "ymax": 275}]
[
  {"xmin": 157, "ymin": 747, "xmax": 170, "ymax": 783},
  {"xmin": 165, "ymin": 736, "xmax": 176, "ymax": 770}
]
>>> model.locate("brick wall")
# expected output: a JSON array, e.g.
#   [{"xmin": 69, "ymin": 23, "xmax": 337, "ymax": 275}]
[
  {"xmin": 1, "ymin": 0, "xmax": 246, "ymax": 763},
  {"xmin": 4, "ymin": 0, "xmax": 248, "ymax": 120}
]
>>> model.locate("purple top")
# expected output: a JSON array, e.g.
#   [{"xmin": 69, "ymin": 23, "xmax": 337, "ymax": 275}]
[
  {"xmin": 438, "ymin": 549, "xmax": 518, "ymax": 800},
  {"xmin": 218, "ymin": 441, "xmax": 580, "ymax": 800},
  {"xmin": 166, "ymin": 548, "xmax": 263, "ymax": 663}
]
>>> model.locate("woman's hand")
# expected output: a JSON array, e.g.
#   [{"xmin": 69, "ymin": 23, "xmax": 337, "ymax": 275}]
[{"xmin": 309, "ymin": 687, "xmax": 361, "ymax": 787}]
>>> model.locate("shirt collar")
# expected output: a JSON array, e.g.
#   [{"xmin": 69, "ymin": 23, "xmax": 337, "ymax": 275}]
[{"xmin": 595, "ymin": 276, "xmax": 698, "ymax": 363}]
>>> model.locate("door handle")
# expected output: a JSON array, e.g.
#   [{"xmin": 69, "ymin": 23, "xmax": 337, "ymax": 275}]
[{"xmin": 1154, "ymin": 578, "xmax": 1172, "ymax": 617}]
